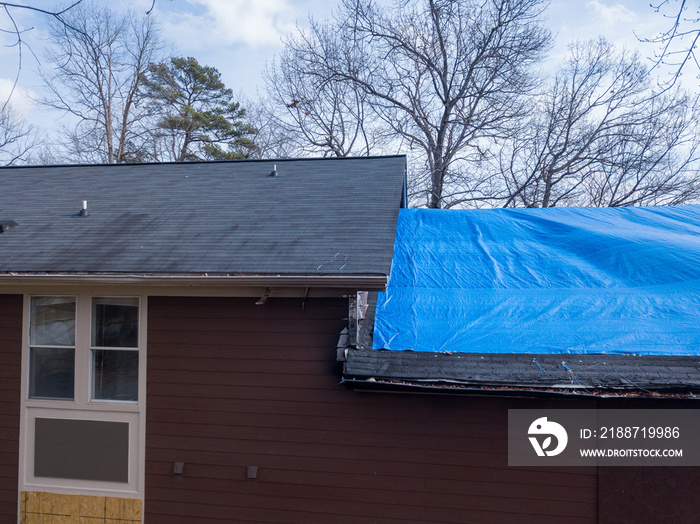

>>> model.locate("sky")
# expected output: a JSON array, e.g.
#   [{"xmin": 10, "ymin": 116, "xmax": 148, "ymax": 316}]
[{"xmin": 0, "ymin": 0, "xmax": 686, "ymax": 135}]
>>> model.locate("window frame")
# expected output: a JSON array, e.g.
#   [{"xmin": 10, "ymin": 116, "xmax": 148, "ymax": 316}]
[
  {"xmin": 90, "ymin": 296, "xmax": 141, "ymax": 404},
  {"xmin": 25, "ymin": 295, "xmax": 142, "ymax": 407},
  {"xmin": 28, "ymin": 296, "xmax": 77, "ymax": 401},
  {"xmin": 19, "ymin": 292, "xmax": 147, "ymax": 498}
]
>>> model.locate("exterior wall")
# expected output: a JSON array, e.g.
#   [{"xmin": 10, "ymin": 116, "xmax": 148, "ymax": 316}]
[
  {"xmin": 599, "ymin": 467, "xmax": 700, "ymax": 524},
  {"xmin": 597, "ymin": 399, "xmax": 700, "ymax": 524},
  {"xmin": 145, "ymin": 296, "xmax": 598, "ymax": 524},
  {"xmin": 0, "ymin": 294, "xmax": 22, "ymax": 521},
  {"xmin": 1, "ymin": 292, "xmax": 693, "ymax": 522}
]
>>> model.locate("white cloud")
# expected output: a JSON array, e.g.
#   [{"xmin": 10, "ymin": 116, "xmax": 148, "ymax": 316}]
[
  {"xmin": 162, "ymin": 0, "xmax": 297, "ymax": 49},
  {"xmin": 0, "ymin": 78, "xmax": 37, "ymax": 116},
  {"xmin": 586, "ymin": 0, "xmax": 636, "ymax": 29}
]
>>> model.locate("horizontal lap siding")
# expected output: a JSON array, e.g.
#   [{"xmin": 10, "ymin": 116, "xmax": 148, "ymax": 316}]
[
  {"xmin": 145, "ymin": 296, "xmax": 597, "ymax": 524},
  {"xmin": 597, "ymin": 398, "xmax": 700, "ymax": 524},
  {"xmin": 0, "ymin": 295, "xmax": 22, "ymax": 521}
]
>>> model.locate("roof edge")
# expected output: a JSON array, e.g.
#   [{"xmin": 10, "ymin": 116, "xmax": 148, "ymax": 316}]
[
  {"xmin": 343, "ymin": 349, "xmax": 700, "ymax": 399},
  {"xmin": 341, "ymin": 377, "xmax": 700, "ymax": 399},
  {"xmin": 0, "ymin": 273, "xmax": 388, "ymax": 289}
]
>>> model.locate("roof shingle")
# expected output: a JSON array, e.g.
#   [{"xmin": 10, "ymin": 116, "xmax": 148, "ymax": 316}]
[{"xmin": 0, "ymin": 156, "xmax": 406, "ymax": 278}]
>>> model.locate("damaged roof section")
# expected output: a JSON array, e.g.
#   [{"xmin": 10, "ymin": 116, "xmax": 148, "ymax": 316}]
[
  {"xmin": 343, "ymin": 350, "xmax": 700, "ymax": 397},
  {"xmin": 345, "ymin": 205, "xmax": 700, "ymax": 397},
  {"xmin": 373, "ymin": 207, "xmax": 700, "ymax": 356}
]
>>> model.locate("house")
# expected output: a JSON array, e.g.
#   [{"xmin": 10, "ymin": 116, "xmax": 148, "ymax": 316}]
[
  {"xmin": 2, "ymin": 156, "xmax": 698, "ymax": 523},
  {"xmin": 0, "ymin": 156, "xmax": 406, "ymax": 523}
]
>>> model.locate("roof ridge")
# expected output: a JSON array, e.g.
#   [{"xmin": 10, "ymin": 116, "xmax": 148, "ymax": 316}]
[{"xmin": 1, "ymin": 154, "xmax": 407, "ymax": 170}]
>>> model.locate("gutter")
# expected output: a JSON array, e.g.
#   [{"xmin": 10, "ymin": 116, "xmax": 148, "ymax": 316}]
[
  {"xmin": 341, "ymin": 377, "xmax": 700, "ymax": 400},
  {"xmin": 0, "ymin": 273, "xmax": 389, "ymax": 289}
]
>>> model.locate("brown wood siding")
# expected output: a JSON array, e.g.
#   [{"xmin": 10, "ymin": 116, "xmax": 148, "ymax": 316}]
[
  {"xmin": 597, "ymin": 399, "xmax": 700, "ymax": 524},
  {"xmin": 145, "ymin": 296, "xmax": 598, "ymax": 524},
  {"xmin": 0, "ymin": 295, "xmax": 22, "ymax": 520},
  {"xmin": 599, "ymin": 466, "xmax": 700, "ymax": 524}
]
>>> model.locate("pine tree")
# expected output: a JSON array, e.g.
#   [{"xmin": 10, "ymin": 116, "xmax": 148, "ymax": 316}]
[{"xmin": 141, "ymin": 56, "xmax": 258, "ymax": 161}]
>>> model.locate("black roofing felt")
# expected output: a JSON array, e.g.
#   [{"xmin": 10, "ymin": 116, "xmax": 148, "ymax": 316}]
[
  {"xmin": 0, "ymin": 156, "xmax": 406, "ymax": 276},
  {"xmin": 343, "ymin": 349, "xmax": 700, "ymax": 397}
]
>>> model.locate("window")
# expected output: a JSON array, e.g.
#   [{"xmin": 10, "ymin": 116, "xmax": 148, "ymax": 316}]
[
  {"xmin": 21, "ymin": 294, "xmax": 145, "ymax": 496},
  {"xmin": 29, "ymin": 297, "xmax": 76, "ymax": 400},
  {"xmin": 92, "ymin": 297, "xmax": 139, "ymax": 401},
  {"xmin": 28, "ymin": 296, "xmax": 140, "ymax": 403}
]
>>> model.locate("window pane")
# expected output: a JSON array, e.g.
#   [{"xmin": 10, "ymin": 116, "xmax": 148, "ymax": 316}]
[
  {"xmin": 93, "ymin": 350, "xmax": 138, "ymax": 401},
  {"xmin": 92, "ymin": 298, "xmax": 138, "ymax": 348},
  {"xmin": 29, "ymin": 347, "xmax": 75, "ymax": 400},
  {"xmin": 35, "ymin": 418, "xmax": 129, "ymax": 482},
  {"xmin": 30, "ymin": 297, "xmax": 76, "ymax": 346}
]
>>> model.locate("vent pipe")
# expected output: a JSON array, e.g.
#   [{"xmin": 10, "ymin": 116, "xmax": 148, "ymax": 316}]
[{"xmin": 0, "ymin": 220, "xmax": 17, "ymax": 233}]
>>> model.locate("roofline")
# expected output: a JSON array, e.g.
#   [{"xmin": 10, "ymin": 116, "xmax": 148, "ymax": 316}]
[
  {"xmin": 0, "ymin": 273, "xmax": 388, "ymax": 289},
  {"xmin": 0, "ymin": 154, "xmax": 408, "ymax": 170},
  {"xmin": 342, "ymin": 349, "xmax": 700, "ymax": 399},
  {"xmin": 341, "ymin": 378, "xmax": 700, "ymax": 400}
]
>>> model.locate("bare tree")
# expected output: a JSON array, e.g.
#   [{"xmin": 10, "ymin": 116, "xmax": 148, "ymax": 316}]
[
  {"xmin": 264, "ymin": 19, "xmax": 385, "ymax": 158},
  {"xmin": 585, "ymin": 97, "xmax": 700, "ymax": 207},
  {"xmin": 640, "ymin": 0, "xmax": 700, "ymax": 89},
  {"xmin": 0, "ymin": 1, "xmax": 84, "ymax": 110},
  {"xmin": 272, "ymin": 0, "xmax": 551, "ymax": 208},
  {"xmin": 497, "ymin": 39, "xmax": 700, "ymax": 208},
  {"xmin": 0, "ymin": 103, "xmax": 38, "ymax": 165},
  {"xmin": 241, "ymin": 98, "xmax": 297, "ymax": 159},
  {"xmin": 39, "ymin": 2, "xmax": 163, "ymax": 163}
]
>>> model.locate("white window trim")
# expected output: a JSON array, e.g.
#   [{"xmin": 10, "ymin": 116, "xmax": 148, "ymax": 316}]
[{"xmin": 19, "ymin": 293, "xmax": 147, "ymax": 499}]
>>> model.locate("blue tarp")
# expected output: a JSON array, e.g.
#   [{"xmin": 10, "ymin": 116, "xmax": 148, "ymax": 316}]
[{"xmin": 373, "ymin": 206, "xmax": 700, "ymax": 355}]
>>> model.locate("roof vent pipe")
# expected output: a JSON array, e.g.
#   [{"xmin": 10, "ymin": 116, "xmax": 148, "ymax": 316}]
[
  {"xmin": 269, "ymin": 164, "xmax": 278, "ymax": 177},
  {"xmin": 79, "ymin": 200, "xmax": 89, "ymax": 217},
  {"xmin": 0, "ymin": 220, "xmax": 17, "ymax": 233}
]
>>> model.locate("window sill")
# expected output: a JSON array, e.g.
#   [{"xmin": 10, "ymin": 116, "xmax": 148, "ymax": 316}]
[{"xmin": 25, "ymin": 399, "xmax": 140, "ymax": 413}]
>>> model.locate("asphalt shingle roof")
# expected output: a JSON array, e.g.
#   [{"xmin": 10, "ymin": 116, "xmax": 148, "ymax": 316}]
[
  {"xmin": 0, "ymin": 156, "xmax": 406, "ymax": 277},
  {"xmin": 342, "ymin": 350, "xmax": 700, "ymax": 397}
]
